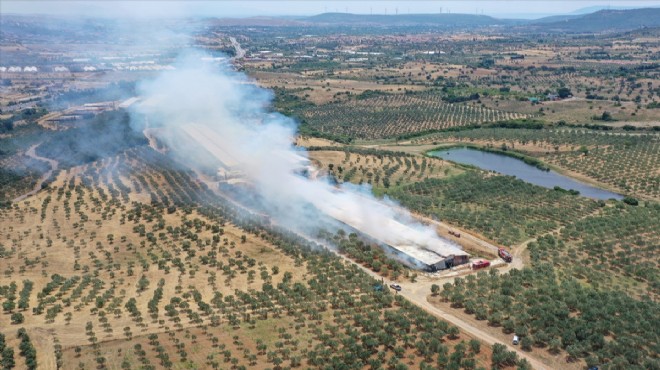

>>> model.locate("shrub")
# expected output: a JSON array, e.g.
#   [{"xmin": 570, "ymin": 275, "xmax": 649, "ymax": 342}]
[
  {"xmin": 623, "ymin": 196, "xmax": 639, "ymax": 206},
  {"xmin": 11, "ymin": 312, "xmax": 25, "ymax": 324}
]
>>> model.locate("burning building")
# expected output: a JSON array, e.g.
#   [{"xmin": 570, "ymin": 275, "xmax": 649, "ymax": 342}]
[
  {"xmin": 177, "ymin": 122, "xmax": 469, "ymax": 271},
  {"xmin": 133, "ymin": 56, "xmax": 469, "ymax": 272},
  {"xmin": 319, "ymin": 198, "xmax": 469, "ymax": 271}
]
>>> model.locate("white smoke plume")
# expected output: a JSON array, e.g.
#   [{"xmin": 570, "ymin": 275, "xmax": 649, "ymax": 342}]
[{"xmin": 134, "ymin": 51, "xmax": 466, "ymax": 268}]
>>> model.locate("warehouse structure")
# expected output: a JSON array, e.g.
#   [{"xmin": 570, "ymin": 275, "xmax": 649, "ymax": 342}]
[
  {"xmin": 320, "ymin": 199, "xmax": 469, "ymax": 272},
  {"xmin": 385, "ymin": 242, "xmax": 469, "ymax": 271}
]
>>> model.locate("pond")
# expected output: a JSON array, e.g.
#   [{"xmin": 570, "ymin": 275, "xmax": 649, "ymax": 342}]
[{"xmin": 429, "ymin": 147, "xmax": 623, "ymax": 200}]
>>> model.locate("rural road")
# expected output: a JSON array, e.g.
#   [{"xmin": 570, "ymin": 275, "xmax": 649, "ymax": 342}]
[
  {"xmin": 13, "ymin": 143, "xmax": 59, "ymax": 202},
  {"xmin": 346, "ymin": 253, "xmax": 549, "ymax": 370},
  {"xmin": 400, "ymin": 280, "xmax": 549, "ymax": 370}
]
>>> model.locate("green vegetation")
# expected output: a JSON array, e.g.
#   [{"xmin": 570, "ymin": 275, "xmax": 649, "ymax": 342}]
[
  {"xmin": 394, "ymin": 118, "xmax": 545, "ymax": 141},
  {"xmin": 1, "ymin": 16, "xmax": 659, "ymax": 370},
  {"xmin": 531, "ymin": 204, "xmax": 660, "ymax": 298},
  {"xmin": 0, "ymin": 332, "xmax": 15, "ymax": 369},
  {"xmin": 548, "ymin": 137, "xmax": 659, "ymax": 199},
  {"xmin": 298, "ymin": 92, "xmax": 528, "ymax": 139},
  {"xmin": 414, "ymin": 128, "xmax": 660, "ymax": 199},
  {"xmin": 308, "ymin": 147, "xmax": 453, "ymax": 191},
  {"xmin": 0, "ymin": 122, "xmax": 51, "ymax": 204},
  {"xmin": 320, "ymin": 230, "xmax": 410, "ymax": 280},
  {"xmin": 0, "ymin": 147, "xmax": 501, "ymax": 369},
  {"xmin": 387, "ymin": 171, "xmax": 600, "ymax": 245},
  {"xmin": 0, "ymin": 108, "xmax": 48, "ymax": 134},
  {"xmin": 36, "ymin": 110, "xmax": 147, "ymax": 168},
  {"xmin": 439, "ymin": 265, "xmax": 659, "ymax": 369},
  {"xmin": 17, "ymin": 328, "xmax": 36, "ymax": 370}
]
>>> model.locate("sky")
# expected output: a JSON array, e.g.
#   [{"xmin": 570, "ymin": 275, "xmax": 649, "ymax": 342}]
[{"xmin": 2, "ymin": 0, "xmax": 658, "ymax": 19}]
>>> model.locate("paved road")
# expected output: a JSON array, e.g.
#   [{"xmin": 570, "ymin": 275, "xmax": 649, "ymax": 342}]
[{"xmin": 230, "ymin": 37, "xmax": 246, "ymax": 59}]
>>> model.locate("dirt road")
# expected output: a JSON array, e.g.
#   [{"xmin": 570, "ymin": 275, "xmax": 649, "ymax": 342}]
[
  {"xmin": 401, "ymin": 280, "xmax": 549, "ymax": 369},
  {"xmin": 341, "ymin": 251, "xmax": 549, "ymax": 369},
  {"xmin": 13, "ymin": 143, "xmax": 59, "ymax": 202}
]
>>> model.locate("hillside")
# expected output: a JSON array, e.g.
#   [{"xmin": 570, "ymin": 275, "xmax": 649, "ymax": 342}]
[
  {"xmin": 531, "ymin": 8, "xmax": 660, "ymax": 32},
  {"xmin": 303, "ymin": 12, "xmax": 514, "ymax": 27}
]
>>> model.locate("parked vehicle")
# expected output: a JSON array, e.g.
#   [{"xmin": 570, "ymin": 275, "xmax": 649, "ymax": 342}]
[
  {"xmin": 448, "ymin": 230, "xmax": 461, "ymax": 238},
  {"xmin": 390, "ymin": 283, "xmax": 402, "ymax": 291},
  {"xmin": 498, "ymin": 248, "xmax": 513, "ymax": 263},
  {"xmin": 472, "ymin": 260, "xmax": 490, "ymax": 270},
  {"xmin": 512, "ymin": 335, "xmax": 520, "ymax": 345}
]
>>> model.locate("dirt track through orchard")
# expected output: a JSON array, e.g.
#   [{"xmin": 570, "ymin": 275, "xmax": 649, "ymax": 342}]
[{"xmin": 13, "ymin": 143, "xmax": 59, "ymax": 202}]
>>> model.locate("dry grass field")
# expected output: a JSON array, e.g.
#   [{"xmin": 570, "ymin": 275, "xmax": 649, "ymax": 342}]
[
  {"xmin": 0, "ymin": 147, "xmax": 497, "ymax": 370},
  {"xmin": 1, "ymin": 16, "xmax": 658, "ymax": 370}
]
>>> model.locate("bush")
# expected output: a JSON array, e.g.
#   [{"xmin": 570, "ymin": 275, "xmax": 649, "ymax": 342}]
[
  {"xmin": 557, "ymin": 87, "xmax": 572, "ymax": 99},
  {"xmin": 600, "ymin": 111, "xmax": 614, "ymax": 121},
  {"xmin": 11, "ymin": 312, "xmax": 24, "ymax": 324},
  {"xmin": 521, "ymin": 336, "xmax": 533, "ymax": 351},
  {"xmin": 623, "ymin": 196, "xmax": 639, "ymax": 206},
  {"xmin": 492, "ymin": 343, "xmax": 518, "ymax": 368}
]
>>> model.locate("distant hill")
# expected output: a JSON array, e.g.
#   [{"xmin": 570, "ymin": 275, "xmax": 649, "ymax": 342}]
[
  {"xmin": 530, "ymin": 14, "xmax": 583, "ymax": 24},
  {"xmin": 207, "ymin": 16, "xmax": 302, "ymax": 27},
  {"xmin": 303, "ymin": 13, "xmax": 515, "ymax": 27},
  {"xmin": 570, "ymin": 5, "xmax": 644, "ymax": 14},
  {"xmin": 531, "ymin": 8, "xmax": 660, "ymax": 32}
]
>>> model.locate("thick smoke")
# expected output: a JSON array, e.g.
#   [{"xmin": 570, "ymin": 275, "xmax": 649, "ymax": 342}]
[{"xmin": 134, "ymin": 52, "xmax": 465, "ymax": 266}]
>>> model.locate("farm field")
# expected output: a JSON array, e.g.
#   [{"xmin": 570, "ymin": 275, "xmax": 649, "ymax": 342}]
[
  {"xmin": 0, "ymin": 147, "xmax": 506, "ymax": 370},
  {"xmin": 531, "ymin": 204, "xmax": 660, "ymax": 300},
  {"xmin": 384, "ymin": 171, "xmax": 602, "ymax": 247},
  {"xmin": 434, "ymin": 264, "xmax": 659, "ymax": 369},
  {"xmin": 297, "ymin": 92, "xmax": 530, "ymax": 139},
  {"xmin": 306, "ymin": 147, "xmax": 461, "ymax": 190},
  {"xmin": 0, "ymin": 6, "xmax": 659, "ymax": 370},
  {"xmin": 410, "ymin": 128, "xmax": 660, "ymax": 200},
  {"xmin": 306, "ymin": 146, "xmax": 608, "ymax": 247}
]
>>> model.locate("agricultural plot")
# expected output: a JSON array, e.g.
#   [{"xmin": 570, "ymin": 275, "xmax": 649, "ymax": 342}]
[
  {"xmin": 0, "ymin": 123, "xmax": 50, "ymax": 205},
  {"xmin": 435, "ymin": 265, "xmax": 660, "ymax": 369},
  {"xmin": 306, "ymin": 147, "xmax": 460, "ymax": 190},
  {"xmin": 0, "ymin": 147, "xmax": 503, "ymax": 370},
  {"xmin": 529, "ymin": 204, "xmax": 660, "ymax": 299},
  {"xmin": 545, "ymin": 137, "xmax": 660, "ymax": 200},
  {"xmin": 386, "ymin": 171, "xmax": 601, "ymax": 246},
  {"xmin": 0, "ymin": 155, "xmax": 49, "ymax": 205},
  {"xmin": 298, "ymin": 93, "xmax": 529, "ymax": 139},
  {"xmin": 413, "ymin": 128, "xmax": 660, "ymax": 200}
]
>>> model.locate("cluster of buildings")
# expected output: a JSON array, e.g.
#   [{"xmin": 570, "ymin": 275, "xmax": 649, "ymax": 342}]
[
  {"xmin": 45, "ymin": 101, "xmax": 119, "ymax": 125},
  {"xmin": 0, "ymin": 66, "xmax": 39, "ymax": 72}
]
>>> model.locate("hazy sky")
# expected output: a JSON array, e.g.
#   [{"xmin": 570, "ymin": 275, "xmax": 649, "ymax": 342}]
[{"xmin": 2, "ymin": 0, "xmax": 658, "ymax": 19}]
